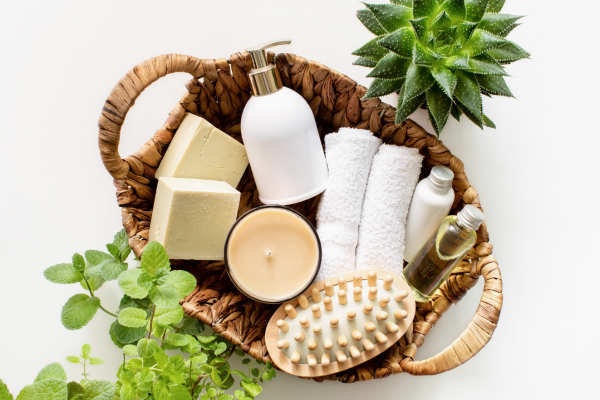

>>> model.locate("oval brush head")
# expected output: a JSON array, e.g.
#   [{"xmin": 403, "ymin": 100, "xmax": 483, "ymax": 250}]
[{"xmin": 266, "ymin": 269, "xmax": 416, "ymax": 378}]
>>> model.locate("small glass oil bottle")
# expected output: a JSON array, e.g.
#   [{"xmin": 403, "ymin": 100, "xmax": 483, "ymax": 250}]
[{"xmin": 402, "ymin": 204, "xmax": 484, "ymax": 302}]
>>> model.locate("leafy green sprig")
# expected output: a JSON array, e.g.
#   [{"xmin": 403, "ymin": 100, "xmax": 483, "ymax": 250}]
[{"xmin": 36, "ymin": 231, "xmax": 275, "ymax": 400}]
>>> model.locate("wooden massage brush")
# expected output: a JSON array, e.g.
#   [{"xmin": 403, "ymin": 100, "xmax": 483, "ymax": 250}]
[{"xmin": 265, "ymin": 269, "xmax": 416, "ymax": 377}]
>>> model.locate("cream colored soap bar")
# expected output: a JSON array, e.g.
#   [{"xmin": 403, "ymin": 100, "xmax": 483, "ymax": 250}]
[
  {"xmin": 149, "ymin": 177, "xmax": 240, "ymax": 260},
  {"xmin": 155, "ymin": 113, "xmax": 248, "ymax": 188}
]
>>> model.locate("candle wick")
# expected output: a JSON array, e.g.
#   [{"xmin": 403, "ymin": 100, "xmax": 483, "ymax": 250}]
[{"xmin": 267, "ymin": 250, "xmax": 272, "ymax": 257}]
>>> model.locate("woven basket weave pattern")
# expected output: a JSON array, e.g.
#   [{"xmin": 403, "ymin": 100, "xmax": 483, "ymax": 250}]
[{"xmin": 97, "ymin": 52, "xmax": 502, "ymax": 383}]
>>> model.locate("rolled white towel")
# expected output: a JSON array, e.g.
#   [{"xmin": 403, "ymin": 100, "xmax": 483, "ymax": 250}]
[
  {"xmin": 316, "ymin": 128, "xmax": 382, "ymax": 281},
  {"xmin": 356, "ymin": 145, "xmax": 423, "ymax": 274}
]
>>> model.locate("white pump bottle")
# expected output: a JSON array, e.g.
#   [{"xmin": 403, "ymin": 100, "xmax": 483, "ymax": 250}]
[{"xmin": 240, "ymin": 40, "xmax": 329, "ymax": 205}]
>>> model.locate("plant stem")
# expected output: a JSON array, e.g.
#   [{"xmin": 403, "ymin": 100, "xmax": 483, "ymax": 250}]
[
  {"xmin": 147, "ymin": 305, "xmax": 156, "ymax": 340},
  {"xmin": 99, "ymin": 304, "xmax": 118, "ymax": 318},
  {"xmin": 161, "ymin": 329, "xmax": 167, "ymax": 349}
]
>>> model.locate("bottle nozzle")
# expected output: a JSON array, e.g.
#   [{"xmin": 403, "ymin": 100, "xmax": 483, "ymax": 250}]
[{"xmin": 246, "ymin": 40, "xmax": 292, "ymax": 69}]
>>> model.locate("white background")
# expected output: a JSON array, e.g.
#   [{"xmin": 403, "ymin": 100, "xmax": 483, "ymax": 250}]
[{"xmin": 1, "ymin": 0, "xmax": 598, "ymax": 398}]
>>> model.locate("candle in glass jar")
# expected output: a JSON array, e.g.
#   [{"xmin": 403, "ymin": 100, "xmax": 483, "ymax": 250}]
[{"xmin": 224, "ymin": 206, "xmax": 321, "ymax": 303}]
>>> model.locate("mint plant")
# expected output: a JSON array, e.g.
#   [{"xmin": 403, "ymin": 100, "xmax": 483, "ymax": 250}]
[
  {"xmin": 0, "ymin": 361, "xmax": 115, "ymax": 400},
  {"xmin": 34, "ymin": 230, "xmax": 276, "ymax": 399}
]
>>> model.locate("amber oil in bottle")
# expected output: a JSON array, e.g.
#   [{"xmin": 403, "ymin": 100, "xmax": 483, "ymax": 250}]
[{"xmin": 402, "ymin": 205, "xmax": 484, "ymax": 302}]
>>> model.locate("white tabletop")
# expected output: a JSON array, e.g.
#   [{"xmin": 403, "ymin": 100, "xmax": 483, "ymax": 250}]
[{"xmin": 0, "ymin": 0, "xmax": 597, "ymax": 398}]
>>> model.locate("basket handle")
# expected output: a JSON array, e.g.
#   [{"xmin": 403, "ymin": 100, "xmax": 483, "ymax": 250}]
[
  {"xmin": 400, "ymin": 254, "xmax": 503, "ymax": 375},
  {"xmin": 98, "ymin": 54, "xmax": 206, "ymax": 180}
]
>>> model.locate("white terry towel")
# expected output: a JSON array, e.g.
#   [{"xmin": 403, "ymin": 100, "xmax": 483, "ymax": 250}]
[
  {"xmin": 356, "ymin": 145, "xmax": 423, "ymax": 274},
  {"xmin": 316, "ymin": 128, "xmax": 382, "ymax": 281}
]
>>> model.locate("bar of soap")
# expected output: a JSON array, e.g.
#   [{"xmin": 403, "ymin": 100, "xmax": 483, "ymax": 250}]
[
  {"xmin": 155, "ymin": 113, "xmax": 249, "ymax": 188},
  {"xmin": 149, "ymin": 177, "xmax": 240, "ymax": 260}
]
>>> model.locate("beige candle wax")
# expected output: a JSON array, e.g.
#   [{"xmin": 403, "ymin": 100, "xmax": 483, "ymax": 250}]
[{"xmin": 225, "ymin": 206, "xmax": 321, "ymax": 303}]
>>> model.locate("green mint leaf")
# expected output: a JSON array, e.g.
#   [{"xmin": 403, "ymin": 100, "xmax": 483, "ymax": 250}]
[
  {"xmin": 44, "ymin": 263, "xmax": 82, "ymax": 284},
  {"xmin": 136, "ymin": 339, "xmax": 157, "ymax": 358},
  {"xmin": 180, "ymin": 317, "xmax": 204, "ymax": 336},
  {"xmin": 118, "ymin": 294, "xmax": 150, "ymax": 311},
  {"xmin": 67, "ymin": 381, "xmax": 84, "ymax": 400},
  {"xmin": 84, "ymin": 250, "xmax": 113, "ymax": 266},
  {"xmin": 89, "ymin": 358, "xmax": 104, "ymax": 365},
  {"xmin": 72, "ymin": 254, "xmax": 85, "ymax": 273},
  {"xmin": 100, "ymin": 260, "xmax": 128, "ymax": 281},
  {"xmin": 149, "ymin": 284, "xmax": 179, "ymax": 308},
  {"xmin": 0, "ymin": 379, "xmax": 13, "ymax": 400},
  {"xmin": 196, "ymin": 335, "xmax": 217, "ymax": 344},
  {"xmin": 217, "ymin": 393, "xmax": 234, "ymax": 400},
  {"xmin": 234, "ymin": 390, "xmax": 245, "ymax": 400},
  {"xmin": 80, "ymin": 273, "xmax": 105, "ymax": 292},
  {"xmin": 165, "ymin": 270, "xmax": 197, "ymax": 299},
  {"xmin": 122, "ymin": 345, "xmax": 138, "ymax": 357},
  {"xmin": 153, "ymin": 380, "xmax": 170, "ymax": 400},
  {"xmin": 105, "ymin": 244, "xmax": 120, "ymax": 260},
  {"xmin": 168, "ymin": 384, "xmax": 192, "ymax": 400},
  {"xmin": 82, "ymin": 380, "xmax": 115, "ymax": 400},
  {"xmin": 119, "ymin": 384, "xmax": 134, "ymax": 400},
  {"xmin": 182, "ymin": 335, "xmax": 201, "ymax": 354},
  {"xmin": 241, "ymin": 359, "xmax": 251, "ymax": 365},
  {"xmin": 84, "ymin": 264, "xmax": 103, "ymax": 279},
  {"xmin": 155, "ymin": 305, "xmax": 184, "ymax": 326},
  {"xmin": 136, "ymin": 271, "xmax": 154, "ymax": 290},
  {"xmin": 140, "ymin": 241, "xmax": 170, "ymax": 275},
  {"xmin": 166, "ymin": 333, "xmax": 188, "ymax": 347},
  {"xmin": 113, "ymin": 321, "xmax": 146, "ymax": 344},
  {"xmin": 81, "ymin": 344, "xmax": 92, "ymax": 358},
  {"xmin": 154, "ymin": 348, "xmax": 169, "ymax": 369},
  {"xmin": 251, "ymin": 368, "xmax": 259, "ymax": 377},
  {"xmin": 118, "ymin": 308, "xmax": 148, "ymax": 328},
  {"xmin": 66, "ymin": 356, "xmax": 80, "ymax": 364},
  {"xmin": 109, "ymin": 322, "xmax": 125, "ymax": 349},
  {"xmin": 240, "ymin": 381, "xmax": 262, "ymax": 398},
  {"xmin": 152, "ymin": 323, "xmax": 165, "ymax": 339},
  {"xmin": 207, "ymin": 389, "xmax": 217, "ymax": 398},
  {"xmin": 61, "ymin": 294, "xmax": 100, "ymax": 330},
  {"xmin": 214, "ymin": 342, "xmax": 227, "ymax": 355},
  {"xmin": 16, "ymin": 379, "xmax": 67, "ymax": 400},
  {"xmin": 118, "ymin": 269, "xmax": 149, "ymax": 299}
]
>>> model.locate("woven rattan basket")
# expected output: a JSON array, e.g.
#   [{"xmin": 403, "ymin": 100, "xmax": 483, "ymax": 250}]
[{"xmin": 97, "ymin": 52, "xmax": 503, "ymax": 383}]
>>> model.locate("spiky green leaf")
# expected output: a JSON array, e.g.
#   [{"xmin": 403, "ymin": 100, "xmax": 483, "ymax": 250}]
[
  {"xmin": 483, "ymin": 114, "xmax": 496, "ymax": 128},
  {"xmin": 364, "ymin": 78, "xmax": 405, "ymax": 99},
  {"xmin": 368, "ymin": 52, "xmax": 412, "ymax": 79},
  {"xmin": 450, "ymin": 102, "xmax": 462, "ymax": 121},
  {"xmin": 476, "ymin": 74, "xmax": 513, "ymax": 97},
  {"xmin": 454, "ymin": 99, "xmax": 483, "ymax": 128},
  {"xmin": 467, "ymin": 29, "xmax": 506, "ymax": 56},
  {"xmin": 413, "ymin": 44, "xmax": 434, "ymax": 66},
  {"xmin": 396, "ymin": 92, "xmax": 426, "ymax": 124},
  {"xmin": 486, "ymin": 41, "xmax": 530, "ymax": 62},
  {"xmin": 377, "ymin": 27, "xmax": 416, "ymax": 58},
  {"xmin": 465, "ymin": 0, "xmax": 489, "ymax": 22},
  {"xmin": 486, "ymin": 0, "xmax": 505, "ymax": 13},
  {"xmin": 352, "ymin": 36, "xmax": 390, "ymax": 62},
  {"xmin": 427, "ymin": 84, "xmax": 453, "ymax": 135},
  {"xmin": 364, "ymin": 3, "xmax": 412, "ymax": 32},
  {"xmin": 500, "ymin": 22, "xmax": 520, "ymax": 37},
  {"xmin": 431, "ymin": 67, "xmax": 457, "ymax": 98},
  {"xmin": 445, "ymin": 0, "xmax": 466, "ymax": 20},
  {"xmin": 445, "ymin": 53, "xmax": 470, "ymax": 69},
  {"xmin": 478, "ymin": 14, "xmax": 523, "ymax": 36},
  {"xmin": 413, "ymin": 0, "xmax": 437, "ymax": 19},
  {"xmin": 353, "ymin": 57, "xmax": 377, "ymax": 68},
  {"xmin": 454, "ymin": 70, "xmax": 482, "ymax": 119},
  {"xmin": 457, "ymin": 21, "xmax": 479, "ymax": 43},
  {"xmin": 357, "ymin": 9, "xmax": 387, "ymax": 36},
  {"xmin": 390, "ymin": 0, "xmax": 412, "ymax": 6},
  {"xmin": 431, "ymin": 11, "xmax": 452, "ymax": 30},
  {"xmin": 468, "ymin": 56, "xmax": 507, "ymax": 75},
  {"xmin": 409, "ymin": 17, "xmax": 429, "ymax": 41},
  {"xmin": 404, "ymin": 64, "xmax": 435, "ymax": 101}
]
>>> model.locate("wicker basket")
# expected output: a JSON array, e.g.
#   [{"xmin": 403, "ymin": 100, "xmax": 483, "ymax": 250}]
[{"xmin": 97, "ymin": 52, "xmax": 503, "ymax": 383}]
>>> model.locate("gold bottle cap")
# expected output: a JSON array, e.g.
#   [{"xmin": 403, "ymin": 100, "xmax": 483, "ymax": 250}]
[{"xmin": 246, "ymin": 40, "xmax": 291, "ymax": 96}]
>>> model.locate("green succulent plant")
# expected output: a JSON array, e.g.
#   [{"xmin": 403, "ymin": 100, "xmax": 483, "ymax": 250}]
[{"xmin": 353, "ymin": 0, "xmax": 529, "ymax": 135}]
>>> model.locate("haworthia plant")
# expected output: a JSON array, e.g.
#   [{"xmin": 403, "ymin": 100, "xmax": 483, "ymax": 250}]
[{"xmin": 354, "ymin": 0, "xmax": 529, "ymax": 135}]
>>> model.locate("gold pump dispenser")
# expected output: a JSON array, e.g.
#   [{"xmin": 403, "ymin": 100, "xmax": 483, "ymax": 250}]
[{"xmin": 246, "ymin": 40, "xmax": 291, "ymax": 96}]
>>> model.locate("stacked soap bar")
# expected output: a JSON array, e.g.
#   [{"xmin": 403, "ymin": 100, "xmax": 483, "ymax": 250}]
[
  {"xmin": 155, "ymin": 113, "xmax": 249, "ymax": 188},
  {"xmin": 149, "ymin": 178, "xmax": 240, "ymax": 260}
]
